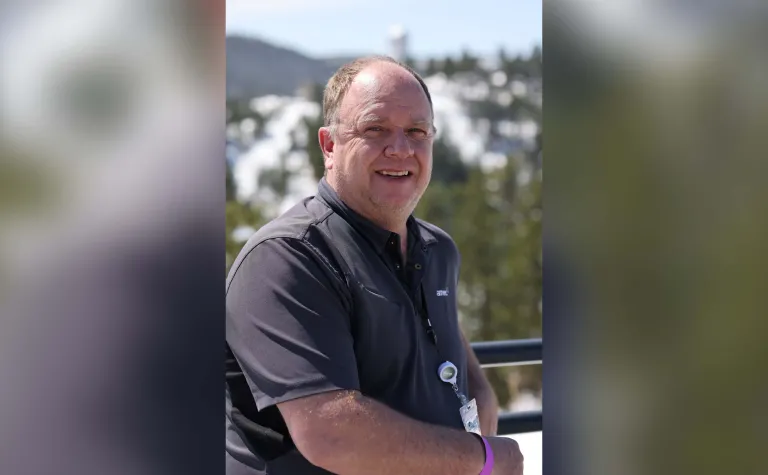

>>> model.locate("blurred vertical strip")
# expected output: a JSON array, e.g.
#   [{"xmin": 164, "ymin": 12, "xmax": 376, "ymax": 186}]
[
  {"xmin": 545, "ymin": 1, "xmax": 768, "ymax": 474},
  {"xmin": 0, "ymin": 1, "xmax": 225, "ymax": 475}
]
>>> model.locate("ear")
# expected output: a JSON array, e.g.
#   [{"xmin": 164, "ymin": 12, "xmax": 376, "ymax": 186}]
[{"xmin": 318, "ymin": 127, "xmax": 335, "ymax": 171}]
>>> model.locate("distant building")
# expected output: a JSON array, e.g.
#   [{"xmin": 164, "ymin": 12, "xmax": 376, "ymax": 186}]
[{"xmin": 388, "ymin": 24, "xmax": 408, "ymax": 62}]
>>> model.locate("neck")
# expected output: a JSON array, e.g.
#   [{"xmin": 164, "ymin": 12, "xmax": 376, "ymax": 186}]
[{"xmin": 327, "ymin": 177, "xmax": 410, "ymax": 236}]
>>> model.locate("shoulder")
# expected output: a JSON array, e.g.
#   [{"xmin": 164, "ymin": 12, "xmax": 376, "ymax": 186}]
[
  {"xmin": 413, "ymin": 218, "xmax": 460, "ymax": 260},
  {"xmin": 226, "ymin": 198, "xmax": 342, "ymax": 294}
]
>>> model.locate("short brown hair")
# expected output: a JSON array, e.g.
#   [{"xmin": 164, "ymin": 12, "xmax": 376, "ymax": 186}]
[{"xmin": 322, "ymin": 55, "xmax": 434, "ymax": 132}]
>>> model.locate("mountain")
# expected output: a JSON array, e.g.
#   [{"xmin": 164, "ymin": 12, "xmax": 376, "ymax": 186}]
[
  {"xmin": 226, "ymin": 35, "xmax": 339, "ymax": 99},
  {"xmin": 321, "ymin": 55, "xmax": 367, "ymax": 71}
]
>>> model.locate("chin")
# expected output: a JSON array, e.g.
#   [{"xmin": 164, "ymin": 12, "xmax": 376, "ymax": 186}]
[{"xmin": 372, "ymin": 195, "xmax": 417, "ymax": 214}]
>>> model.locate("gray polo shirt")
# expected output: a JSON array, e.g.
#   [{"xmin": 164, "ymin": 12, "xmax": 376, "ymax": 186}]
[{"xmin": 225, "ymin": 179, "xmax": 469, "ymax": 474}]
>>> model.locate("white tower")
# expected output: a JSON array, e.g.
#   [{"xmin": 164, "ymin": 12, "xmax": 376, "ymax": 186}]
[{"xmin": 388, "ymin": 24, "xmax": 408, "ymax": 62}]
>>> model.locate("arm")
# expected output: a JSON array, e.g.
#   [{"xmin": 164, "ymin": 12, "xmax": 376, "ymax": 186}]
[
  {"xmin": 227, "ymin": 239, "xmax": 521, "ymax": 474},
  {"xmin": 278, "ymin": 390, "xmax": 490, "ymax": 475},
  {"xmin": 461, "ymin": 332, "xmax": 500, "ymax": 436}
]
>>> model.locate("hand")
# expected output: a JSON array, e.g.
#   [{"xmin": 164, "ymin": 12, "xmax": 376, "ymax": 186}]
[
  {"xmin": 476, "ymin": 388, "xmax": 500, "ymax": 436},
  {"xmin": 487, "ymin": 436, "xmax": 524, "ymax": 475}
]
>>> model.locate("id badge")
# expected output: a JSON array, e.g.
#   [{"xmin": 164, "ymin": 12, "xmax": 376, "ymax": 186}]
[{"xmin": 459, "ymin": 398, "xmax": 481, "ymax": 435}]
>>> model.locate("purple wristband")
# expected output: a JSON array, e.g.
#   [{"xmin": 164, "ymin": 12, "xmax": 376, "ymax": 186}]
[{"xmin": 476, "ymin": 434, "xmax": 494, "ymax": 475}]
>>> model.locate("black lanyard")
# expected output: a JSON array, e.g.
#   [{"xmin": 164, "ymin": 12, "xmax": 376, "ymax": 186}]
[
  {"xmin": 418, "ymin": 285, "xmax": 439, "ymax": 348},
  {"xmin": 384, "ymin": 234, "xmax": 444, "ymax": 359},
  {"xmin": 416, "ymin": 284, "xmax": 452, "ymax": 368}
]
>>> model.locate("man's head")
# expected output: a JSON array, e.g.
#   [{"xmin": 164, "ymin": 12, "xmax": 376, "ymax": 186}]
[{"xmin": 319, "ymin": 56, "xmax": 435, "ymax": 231}]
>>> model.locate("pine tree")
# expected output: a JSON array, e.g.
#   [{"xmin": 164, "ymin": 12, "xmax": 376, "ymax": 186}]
[
  {"xmin": 459, "ymin": 48, "xmax": 478, "ymax": 72},
  {"xmin": 431, "ymin": 135, "xmax": 468, "ymax": 185},
  {"xmin": 415, "ymin": 158, "xmax": 542, "ymax": 408},
  {"xmin": 425, "ymin": 59, "xmax": 438, "ymax": 77},
  {"xmin": 226, "ymin": 157, "xmax": 236, "ymax": 202},
  {"xmin": 498, "ymin": 46, "xmax": 508, "ymax": 68},
  {"xmin": 303, "ymin": 113, "xmax": 326, "ymax": 180},
  {"xmin": 443, "ymin": 57, "xmax": 457, "ymax": 77}
]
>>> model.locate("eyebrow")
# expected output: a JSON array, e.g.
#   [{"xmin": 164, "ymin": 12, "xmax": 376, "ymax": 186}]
[
  {"xmin": 357, "ymin": 115, "xmax": 433, "ymax": 127},
  {"xmin": 358, "ymin": 114, "xmax": 385, "ymax": 124}
]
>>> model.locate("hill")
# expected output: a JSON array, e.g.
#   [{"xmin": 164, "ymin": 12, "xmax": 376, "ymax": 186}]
[{"xmin": 226, "ymin": 35, "xmax": 339, "ymax": 99}]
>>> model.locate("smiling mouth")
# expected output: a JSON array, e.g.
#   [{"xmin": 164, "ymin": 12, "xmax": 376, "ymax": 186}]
[{"xmin": 376, "ymin": 170, "xmax": 411, "ymax": 177}]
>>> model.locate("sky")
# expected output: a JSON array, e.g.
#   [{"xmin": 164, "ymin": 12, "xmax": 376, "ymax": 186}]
[{"xmin": 226, "ymin": 0, "xmax": 541, "ymax": 60}]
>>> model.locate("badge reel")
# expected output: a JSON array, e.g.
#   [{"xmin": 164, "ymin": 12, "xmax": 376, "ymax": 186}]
[{"xmin": 438, "ymin": 361, "xmax": 481, "ymax": 435}]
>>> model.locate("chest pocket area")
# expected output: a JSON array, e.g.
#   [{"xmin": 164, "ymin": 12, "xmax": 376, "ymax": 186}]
[
  {"xmin": 422, "ymin": 284, "xmax": 465, "ymax": 373},
  {"xmin": 350, "ymin": 283, "xmax": 418, "ymax": 391}
]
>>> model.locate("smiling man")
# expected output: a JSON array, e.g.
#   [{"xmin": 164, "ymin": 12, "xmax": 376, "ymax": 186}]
[{"xmin": 225, "ymin": 57, "xmax": 524, "ymax": 475}]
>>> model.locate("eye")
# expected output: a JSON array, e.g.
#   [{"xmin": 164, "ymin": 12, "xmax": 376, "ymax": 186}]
[
  {"xmin": 366, "ymin": 126, "xmax": 384, "ymax": 132},
  {"xmin": 408, "ymin": 128, "xmax": 428, "ymax": 137}
]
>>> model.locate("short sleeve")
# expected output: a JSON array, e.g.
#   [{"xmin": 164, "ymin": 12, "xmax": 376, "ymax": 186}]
[{"xmin": 226, "ymin": 237, "xmax": 359, "ymax": 411}]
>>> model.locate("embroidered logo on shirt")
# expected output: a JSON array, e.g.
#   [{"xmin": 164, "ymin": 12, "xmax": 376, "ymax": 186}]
[{"xmin": 436, "ymin": 289, "xmax": 450, "ymax": 297}]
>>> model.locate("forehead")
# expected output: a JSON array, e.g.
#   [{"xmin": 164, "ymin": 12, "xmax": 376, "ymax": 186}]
[{"xmin": 339, "ymin": 63, "xmax": 431, "ymax": 122}]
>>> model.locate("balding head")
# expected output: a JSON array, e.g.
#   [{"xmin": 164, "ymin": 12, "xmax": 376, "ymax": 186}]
[{"xmin": 322, "ymin": 56, "xmax": 433, "ymax": 135}]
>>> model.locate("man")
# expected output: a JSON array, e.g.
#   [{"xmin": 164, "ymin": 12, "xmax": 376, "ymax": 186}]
[{"xmin": 226, "ymin": 56, "xmax": 524, "ymax": 474}]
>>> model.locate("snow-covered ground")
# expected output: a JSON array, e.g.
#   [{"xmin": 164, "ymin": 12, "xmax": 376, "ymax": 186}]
[
  {"xmin": 507, "ymin": 391, "xmax": 542, "ymax": 474},
  {"xmin": 509, "ymin": 431, "xmax": 542, "ymax": 475}
]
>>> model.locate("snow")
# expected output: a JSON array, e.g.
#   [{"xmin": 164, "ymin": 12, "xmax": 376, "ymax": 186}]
[
  {"xmin": 504, "ymin": 392, "xmax": 542, "ymax": 474},
  {"xmin": 508, "ymin": 431, "xmax": 542, "ymax": 475},
  {"xmin": 231, "ymin": 72, "xmax": 540, "ymax": 216},
  {"xmin": 233, "ymin": 96, "xmax": 320, "ymax": 207},
  {"xmin": 491, "ymin": 70, "xmax": 508, "ymax": 87},
  {"xmin": 231, "ymin": 225, "xmax": 256, "ymax": 243}
]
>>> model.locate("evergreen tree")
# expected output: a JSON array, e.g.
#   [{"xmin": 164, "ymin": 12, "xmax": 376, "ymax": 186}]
[
  {"xmin": 458, "ymin": 48, "xmax": 479, "ymax": 72},
  {"xmin": 226, "ymin": 157, "xmax": 236, "ymax": 202},
  {"xmin": 431, "ymin": 135, "xmax": 468, "ymax": 185},
  {"xmin": 416, "ymin": 158, "xmax": 542, "ymax": 407},
  {"xmin": 225, "ymin": 152, "xmax": 265, "ymax": 273},
  {"xmin": 302, "ymin": 105, "xmax": 326, "ymax": 181},
  {"xmin": 425, "ymin": 59, "xmax": 438, "ymax": 77},
  {"xmin": 226, "ymin": 200, "xmax": 265, "ymax": 272},
  {"xmin": 443, "ymin": 57, "xmax": 457, "ymax": 77},
  {"xmin": 498, "ymin": 46, "xmax": 508, "ymax": 68},
  {"xmin": 404, "ymin": 56, "xmax": 417, "ymax": 71}
]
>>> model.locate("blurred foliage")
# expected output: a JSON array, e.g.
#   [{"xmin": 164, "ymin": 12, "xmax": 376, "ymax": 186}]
[
  {"xmin": 416, "ymin": 155, "xmax": 542, "ymax": 406},
  {"xmin": 225, "ymin": 108, "xmax": 266, "ymax": 272},
  {"xmin": 499, "ymin": 45, "xmax": 542, "ymax": 79},
  {"xmin": 303, "ymin": 112, "xmax": 326, "ymax": 181},
  {"xmin": 225, "ymin": 198, "xmax": 265, "ymax": 272},
  {"xmin": 545, "ymin": 8, "xmax": 768, "ymax": 474}
]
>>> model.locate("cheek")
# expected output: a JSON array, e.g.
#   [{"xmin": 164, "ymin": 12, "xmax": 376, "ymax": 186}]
[
  {"xmin": 347, "ymin": 143, "xmax": 379, "ymax": 171},
  {"xmin": 418, "ymin": 149, "xmax": 433, "ymax": 175}
]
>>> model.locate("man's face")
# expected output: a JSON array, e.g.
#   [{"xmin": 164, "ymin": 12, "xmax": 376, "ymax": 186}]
[{"xmin": 321, "ymin": 62, "xmax": 434, "ymax": 224}]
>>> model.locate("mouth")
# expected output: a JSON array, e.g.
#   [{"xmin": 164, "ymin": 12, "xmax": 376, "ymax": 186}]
[{"xmin": 375, "ymin": 170, "xmax": 411, "ymax": 178}]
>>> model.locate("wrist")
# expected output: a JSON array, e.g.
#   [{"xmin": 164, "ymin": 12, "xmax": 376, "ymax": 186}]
[{"xmin": 473, "ymin": 433, "xmax": 494, "ymax": 475}]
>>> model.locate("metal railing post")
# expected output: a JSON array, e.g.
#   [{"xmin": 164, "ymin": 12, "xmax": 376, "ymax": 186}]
[{"xmin": 469, "ymin": 338, "xmax": 542, "ymax": 435}]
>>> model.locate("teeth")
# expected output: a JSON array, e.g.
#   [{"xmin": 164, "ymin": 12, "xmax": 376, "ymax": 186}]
[{"xmin": 379, "ymin": 170, "xmax": 409, "ymax": 177}]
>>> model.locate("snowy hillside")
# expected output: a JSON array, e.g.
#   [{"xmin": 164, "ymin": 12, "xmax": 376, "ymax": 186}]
[{"xmin": 228, "ymin": 71, "xmax": 541, "ymax": 216}]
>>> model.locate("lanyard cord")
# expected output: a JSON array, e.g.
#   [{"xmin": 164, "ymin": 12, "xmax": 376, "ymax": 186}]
[{"xmin": 418, "ymin": 285, "xmax": 440, "ymax": 349}]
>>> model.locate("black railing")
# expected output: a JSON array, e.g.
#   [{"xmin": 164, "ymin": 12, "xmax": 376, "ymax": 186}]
[{"xmin": 471, "ymin": 338, "xmax": 542, "ymax": 435}]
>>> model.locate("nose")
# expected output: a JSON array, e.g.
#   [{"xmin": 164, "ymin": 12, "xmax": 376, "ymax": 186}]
[{"xmin": 384, "ymin": 128, "xmax": 413, "ymax": 159}]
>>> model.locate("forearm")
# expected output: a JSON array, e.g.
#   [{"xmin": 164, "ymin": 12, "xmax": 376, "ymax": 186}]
[
  {"xmin": 301, "ymin": 391, "xmax": 486, "ymax": 475},
  {"xmin": 461, "ymin": 332, "xmax": 500, "ymax": 436},
  {"xmin": 462, "ymin": 333, "xmax": 495, "ymax": 399}
]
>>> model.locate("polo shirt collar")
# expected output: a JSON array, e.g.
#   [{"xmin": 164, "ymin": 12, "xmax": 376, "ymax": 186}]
[{"xmin": 317, "ymin": 178, "xmax": 427, "ymax": 254}]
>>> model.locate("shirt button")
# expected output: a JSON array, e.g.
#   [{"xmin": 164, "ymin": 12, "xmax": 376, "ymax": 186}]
[
  {"xmin": 395, "ymin": 264, "xmax": 401, "ymax": 269},
  {"xmin": 414, "ymin": 263, "xmax": 422, "ymax": 270}
]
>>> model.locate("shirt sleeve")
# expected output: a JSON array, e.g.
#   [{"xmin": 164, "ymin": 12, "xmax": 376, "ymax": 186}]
[{"xmin": 226, "ymin": 237, "xmax": 359, "ymax": 411}]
